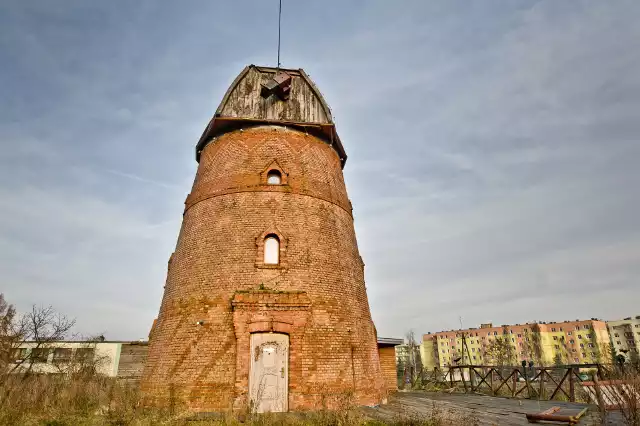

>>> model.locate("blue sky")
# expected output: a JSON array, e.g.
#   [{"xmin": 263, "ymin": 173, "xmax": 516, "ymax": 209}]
[{"xmin": 1, "ymin": 1, "xmax": 639, "ymax": 340}]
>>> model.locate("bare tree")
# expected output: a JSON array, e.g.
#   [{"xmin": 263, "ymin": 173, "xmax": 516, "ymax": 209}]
[
  {"xmin": 0, "ymin": 294, "xmax": 17, "ymax": 372},
  {"xmin": 530, "ymin": 323, "xmax": 544, "ymax": 366},
  {"xmin": 0, "ymin": 296, "xmax": 76, "ymax": 405},
  {"xmin": 48, "ymin": 336, "xmax": 110, "ymax": 377},
  {"xmin": 602, "ymin": 371, "xmax": 640, "ymax": 426},
  {"xmin": 603, "ymin": 342, "xmax": 617, "ymax": 366},
  {"xmin": 10, "ymin": 305, "xmax": 76, "ymax": 376},
  {"xmin": 485, "ymin": 328, "xmax": 516, "ymax": 367},
  {"xmin": 480, "ymin": 338, "xmax": 492, "ymax": 365},
  {"xmin": 552, "ymin": 336, "xmax": 570, "ymax": 366},
  {"xmin": 553, "ymin": 352, "xmax": 566, "ymax": 366},
  {"xmin": 521, "ymin": 330, "xmax": 536, "ymax": 364},
  {"xmin": 404, "ymin": 330, "xmax": 423, "ymax": 388}
]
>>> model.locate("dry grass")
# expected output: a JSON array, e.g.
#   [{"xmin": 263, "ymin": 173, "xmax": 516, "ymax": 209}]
[
  {"xmin": 0, "ymin": 373, "xmax": 153, "ymax": 426},
  {"xmin": 0, "ymin": 373, "xmax": 476, "ymax": 426},
  {"xmin": 588, "ymin": 369, "xmax": 640, "ymax": 426},
  {"xmin": 385, "ymin": 401, "xmax": 480, "ymax": 426}
]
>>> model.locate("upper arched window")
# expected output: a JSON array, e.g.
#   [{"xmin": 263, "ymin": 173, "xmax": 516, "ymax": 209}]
[
  {"xmin": 266, "ymin": 170, "xmax": 282, "ymax": 185},
  {"xmin": 264, "ymin": 235, "xmax": 280, "ymax": 264}
]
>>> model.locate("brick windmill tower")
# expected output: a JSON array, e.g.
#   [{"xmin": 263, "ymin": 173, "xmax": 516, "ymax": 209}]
[{"xmin": 141, "ymin": 65, "xmax": 386, "ymax": 412}]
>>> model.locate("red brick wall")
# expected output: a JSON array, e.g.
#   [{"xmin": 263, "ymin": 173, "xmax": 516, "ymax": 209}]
[
  {"xmin": 378, "ymin": 347, "xmax": 398, "ymax": 392},
  {"xmin": 141, "ymin": 126, "xmax": 386, "ymax": 412}
]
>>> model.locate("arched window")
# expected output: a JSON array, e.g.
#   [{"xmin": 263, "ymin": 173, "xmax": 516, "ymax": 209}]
[
  {"xmin": 266, "ymin": 170, "xmax": 282, "ymax": 185},
  {"xmin": 263, "ymin": 235, "xmax": 280, "ymax": 264}
]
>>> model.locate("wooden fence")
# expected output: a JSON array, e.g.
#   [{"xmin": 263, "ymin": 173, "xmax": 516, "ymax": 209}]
[{"xmin": 421, "ymin": 364, "xmax": 615, "ymax": 403}]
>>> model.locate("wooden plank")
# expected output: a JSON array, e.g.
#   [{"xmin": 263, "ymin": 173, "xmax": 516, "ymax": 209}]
[
  {"xmin": 365, "ymin": 392, "xmax": 601, "ymax": 426},
  {"xmin": 218, "ymin": 67, "xmax": 331, "ymax": 124}
]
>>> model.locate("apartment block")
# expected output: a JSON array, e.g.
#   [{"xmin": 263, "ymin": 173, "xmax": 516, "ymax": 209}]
[
  {"xmin": 607, "ymin": 315, "xmax": 640, "ymax": 362},
  {"xmin": 421, "ymin": 319, "xmax": 610, "ymax": 369}
]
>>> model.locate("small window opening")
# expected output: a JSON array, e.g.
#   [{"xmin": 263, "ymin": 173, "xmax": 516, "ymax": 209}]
[
  {"xmin": 264, "ymin": 235, "xmax": 280, "ymax": 264},
  {"xmin": 75, "ymin": 348, "xmax": 95, "ymax": 362},
  {"xmin": 267, "ymin": 170, "xmax": 282, "ymax": 185}
]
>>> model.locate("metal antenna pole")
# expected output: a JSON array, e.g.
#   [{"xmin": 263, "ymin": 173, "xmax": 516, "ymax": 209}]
[{"xmin": 277, "ymin": 0, "xmax": 282, "ymax": 69}]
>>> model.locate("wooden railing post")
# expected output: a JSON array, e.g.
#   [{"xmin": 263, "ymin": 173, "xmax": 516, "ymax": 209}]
[
  {"xmin": 449, "ymin": 366, "xmax": 454, "ymax": 389},
  {"xmin": 461, "ymin": 367, "xmax": 468, "ymax": 392},
  {"xmin": 593, "ymin": 372, "xmax": 606, "ymax": 418},
  {"xmin": 512, "ymin": 370, "xmax": 518, "ymax": 397},
  {"xmin": 569, "ymin": 367, "xmax": 575, "ymax": 402},
  {"xmin": 470, "ymin": 367, "xmax": 476, "ymax": 392},
  {"xmin": 490, "ymin": 368, "xmax": 495, "ymax": 395},
  {"xmin": 539, "ymin": 369, "xmax": 545, "ymax": 399},
  {"xmin": 596, "ymin": 364, "xmax": 604, "ymax": 381}
]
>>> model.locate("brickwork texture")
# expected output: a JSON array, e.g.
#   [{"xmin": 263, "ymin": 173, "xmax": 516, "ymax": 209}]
[
  {"xmin": 140, "ymin": 125, "xmax": 386, "ymax": 412},
  {"xmin": 378, "ymin": 347, "xmax": 398, "ymax": 392}
]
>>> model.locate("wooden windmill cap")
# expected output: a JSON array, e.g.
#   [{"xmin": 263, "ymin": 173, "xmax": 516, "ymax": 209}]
[{"xmin": 195, "ymin": 65, "xmax": 347, "ymax": 167}]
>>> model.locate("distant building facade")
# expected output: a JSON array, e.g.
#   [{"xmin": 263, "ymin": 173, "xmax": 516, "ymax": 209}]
[
  {"xmin": 607, "ymin": 316, "xmax": 640, "ymax": 363},
  {"xmin": 421, "ymin": 319, "xmax": 610, "ymax": 369},
  {"xmin": 10, "ymin": 341, "xmax": 148, "ymax": 382},
  {"xmin": 12, "ymin": 337, "xmax": 400, "ymax": 392},
  {"xmin": 395, "ymin": 344, "xmax": 409, "ymax": 365},
  {"xmin": 420, "ymin": 334, "xmax": 438, "ymax": 371}
]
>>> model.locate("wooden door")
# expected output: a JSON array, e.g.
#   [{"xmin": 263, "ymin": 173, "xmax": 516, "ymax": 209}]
[{"xmin": 249, "ymin": 333, "xmax": 289, "ymax": 413}]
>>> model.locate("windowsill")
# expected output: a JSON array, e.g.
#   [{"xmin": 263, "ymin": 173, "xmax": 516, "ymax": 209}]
[{"xmin": 255, "ymin": 263, "xmax": 284, "ymax": 270}]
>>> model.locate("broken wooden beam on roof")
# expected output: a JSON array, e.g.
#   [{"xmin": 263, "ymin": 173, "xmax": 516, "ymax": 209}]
[{"xmin": 260, "ymin": 71, "xmax": 292, "ymax": 100}]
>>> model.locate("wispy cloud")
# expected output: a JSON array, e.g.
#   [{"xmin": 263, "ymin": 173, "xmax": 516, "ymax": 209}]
[
  {"xmin": 1, "ymin": 0, "xmax": 638, "ymax": 340},
  {"xmin": 105, "ymin": 169, "xmax": 180, "ymax": 190}
]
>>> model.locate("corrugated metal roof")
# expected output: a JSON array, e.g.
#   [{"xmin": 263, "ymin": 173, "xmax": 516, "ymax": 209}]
[{"xmin": 377, "ymin": 337, "xmax": 403, "ymax": 347}]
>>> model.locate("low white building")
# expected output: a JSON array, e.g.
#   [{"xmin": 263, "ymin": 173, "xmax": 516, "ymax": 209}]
[{"xmin": 11, "ymin": 341, "xmax": 148, "ymax": 381}]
